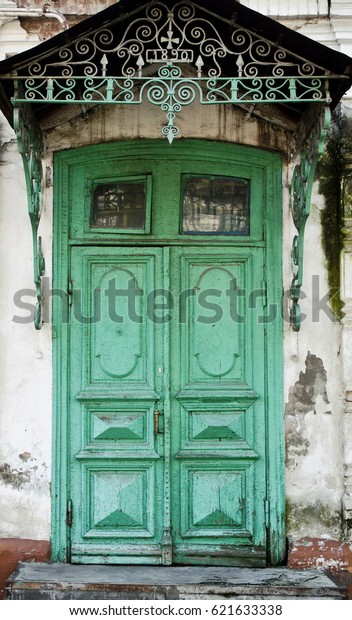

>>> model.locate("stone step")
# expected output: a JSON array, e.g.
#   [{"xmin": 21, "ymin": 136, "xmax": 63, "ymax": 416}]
[{"xmin": 6, "ymin": 563, "xmax": 348, "ymax": 600}]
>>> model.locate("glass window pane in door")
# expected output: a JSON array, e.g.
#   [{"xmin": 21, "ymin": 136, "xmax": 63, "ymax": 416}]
[
  {"xmin": 181, "ymin": 175, "xmax": 250, "ymax": 235},
  {"xmin": 91, "ymin": 178, "xmax": 148, "ymax": 230}
]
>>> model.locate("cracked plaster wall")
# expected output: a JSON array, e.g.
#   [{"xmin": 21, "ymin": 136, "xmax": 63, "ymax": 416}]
[
  {"xmin": 0, "ymin": 129, "xmax": 52, "ymax": 540},
  {"xmin": 283, "ymin": 170, "xmax": 345, "ymax": 541}
]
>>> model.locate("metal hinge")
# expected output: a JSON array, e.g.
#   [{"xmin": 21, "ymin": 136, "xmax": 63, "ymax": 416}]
[
  {"xmin": 66, "ymin": 499, "xmax": 73, "ymax": 527},
  {"xmin": 264, "ymin": 499, "xmax": 270, "ymax": 525},
  {"xmin": 67, "ymin": 280, "xmax": 74, "ymax": 307}
]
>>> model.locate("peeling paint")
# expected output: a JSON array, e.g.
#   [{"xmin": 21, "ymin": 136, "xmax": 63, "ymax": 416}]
[
  {"xmin": 286, "ymin": 352, "xmax": 330, "ymax": 415},
  {"xmin": 288, "ymin": 537, "xmax": 352, "ymax": 573},
  {"xmin": 0, "ymin": 463, "xmax": 30, "ymax": 490},
  {"xmin": 285, "ymin": 352, "xmax": 333, "ymax": 471},
  {"xmin": 285, "ymin": 416, "xmax": 310, "ymax": 469},
  {"xmin": 19, "ymin": 452, "xmax": 31, "ymax": 462}
]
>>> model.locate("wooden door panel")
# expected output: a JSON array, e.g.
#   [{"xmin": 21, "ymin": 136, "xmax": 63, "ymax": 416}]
[
  {"xmin": 170, "ymin": 247, "xmax": 266, "ymax": 565},
  {"xmin": 83, "ymin": 403, "xmax": 153, "ymax": 449},
  {"xmin": 178, "ymin": 401, "xmax": 258, "ymax": 455},
  {"xmin": 77, "ymin": 255, "xmax": 157, "ymax": 394},
  {"xmin": 180, "ymin": 258, "xmax": 245, "ymax": 387},
  {"xmin": 82, "ymin": 463, "xmax": 156, "ymax": 538},
  {"xmin": 70, "ymin": 247, "xmax": 164, "ymax": 564},
  {"xmin": 180, "ymin": 461, "xmax": 255, "ymax": 538},
  {"xmin": 92, "ymin": 266, "xmax": 144, "ymax": 384}
]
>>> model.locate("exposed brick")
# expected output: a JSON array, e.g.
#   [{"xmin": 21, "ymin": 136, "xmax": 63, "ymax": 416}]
[
  {"xmin": 0, "ymin": 538, "xmax": 50, "ymax": 600},
  {"xmin": 288, "ymin": 537, "xmax": 352, "ymax": 571}
]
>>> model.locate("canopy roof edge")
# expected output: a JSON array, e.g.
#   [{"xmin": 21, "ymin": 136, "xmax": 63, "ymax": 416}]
[
  {"xmin": 0, "ymin": 0, "xmax": 350, "ymax": 78},
  {"xmin": 0, "ymin": 0, "xmax": 350, "ymax": 130}
]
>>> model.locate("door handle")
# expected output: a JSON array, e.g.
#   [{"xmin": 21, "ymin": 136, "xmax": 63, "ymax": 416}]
[
  {"xmin": 154, "ymin": 409, "xmax": 159, "ymax": 435},
  {"xmin": 154, "ymin": 408, "xmax": 164, "ymax": 435}
]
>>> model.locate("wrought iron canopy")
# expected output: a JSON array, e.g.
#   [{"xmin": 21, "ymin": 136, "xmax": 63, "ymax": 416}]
[{"xmin": 0, "ymin": 0, "xmax": 351, "ymax": 141}]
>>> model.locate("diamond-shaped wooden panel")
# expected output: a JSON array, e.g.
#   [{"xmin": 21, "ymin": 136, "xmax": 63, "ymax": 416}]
[
  {"xmin": 181, "ymin": 462, "xmax": 253, "ymax": 538},
  {"xmin": 192, "ymin": 471, "xmax": 242, "ymax": 527},
  {"xmin": 85, "ymin": 467, "xmax": 154, "ymax": 538},
  {"xmin": 92, "ymin": 411, "xmax": 146, "ymax": 442},
  {"xmin": 191, "ymin": 411, "xmax": 244, "ymax": 442},
  {"xmin": 178, "ymin": 404, "xmax": 257, "ymax": 453}
]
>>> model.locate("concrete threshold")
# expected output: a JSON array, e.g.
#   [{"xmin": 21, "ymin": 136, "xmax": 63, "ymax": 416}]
[{"xmin": 6, "ymin": 563, "xmax": 348, "ymax": 600}]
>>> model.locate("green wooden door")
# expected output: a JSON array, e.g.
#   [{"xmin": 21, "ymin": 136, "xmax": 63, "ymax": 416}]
[
  {"xmin": 69, "ymin": 247, "xmax": 166, "ymax": 563},
  {"xmin": 169, "ymin": 247, "xmax": 266, "ymax": 566},
  {"xmin": 54, "ymin": 140, "xmax": 284, "ymax": 566}
]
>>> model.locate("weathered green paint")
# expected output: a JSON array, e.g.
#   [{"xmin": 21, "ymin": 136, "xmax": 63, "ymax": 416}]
[{"xmin": 52, "ymin": 140, "xmax": 284, "ymax": 566}]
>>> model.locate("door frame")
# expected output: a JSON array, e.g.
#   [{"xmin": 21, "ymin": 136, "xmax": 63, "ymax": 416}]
[{"xmin": 51, "ymin": 139, "xmax": 285, "ymax": 565}]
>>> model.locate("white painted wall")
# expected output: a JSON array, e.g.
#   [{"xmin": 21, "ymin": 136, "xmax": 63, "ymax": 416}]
[
  {"xmin": 0, "ymin": 19, "xmax": 39, "ymax": 59},
  {"xmin": 283, "ymin": 176, "xmax": 344, "ymax": 538},
  {"xmin": 0, "ymin": 0, "xmax": 350, "ymax": 547},
  {"xmin": 240, "ymin": 0, "xmax": 329, "ymax": 18},
  {"xmin": 0, "ymin": 118, "xmax": 52, "ymax": 539}
]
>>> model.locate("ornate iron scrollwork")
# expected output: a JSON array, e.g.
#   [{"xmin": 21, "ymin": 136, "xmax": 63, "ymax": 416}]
[
  {"xmin": 10, "ymin": 1, "xmax": 338, "ymax": 143},
  {"xmin": 289, "ymin": 105, "xmax": 331, "ymax": 331},
  {"xmin": 13, "ymin": 80, "xmax": 45, "ymax": 329}
]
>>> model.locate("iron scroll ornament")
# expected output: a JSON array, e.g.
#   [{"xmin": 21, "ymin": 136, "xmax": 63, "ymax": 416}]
[{"xmin": 289, "ymin": 106, "xmax": 331, "ymax": 331}]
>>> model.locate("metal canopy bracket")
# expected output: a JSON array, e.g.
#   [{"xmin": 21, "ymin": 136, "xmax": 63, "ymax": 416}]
[
  {"xmin": 13, "ymin": 82, "xmax": 45, "ymax": 329},
  {"xmin": 7, "ymin": 1, "xmax": 341, "ymax": 329},
  {"xmin": 289, "ymin": 105, "xmax": 331, "ymax": 331}
]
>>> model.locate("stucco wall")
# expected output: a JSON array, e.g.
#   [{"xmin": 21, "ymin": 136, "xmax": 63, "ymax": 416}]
[
  {"xmin": 283, "ymin": 178, "xmax": 344, "ymax": 540},
  {"xmin": 0, "ymin": 0, "xmax": 351, "ymax": 561},
  {"xmin": 0, "ymin": 117, "xmax": 52, "ymax": 540}
]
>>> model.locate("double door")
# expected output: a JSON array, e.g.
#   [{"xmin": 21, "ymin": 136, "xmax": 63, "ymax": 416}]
[
  {"xmin": 53, "ymin": 139, "xmax": 284, "ymax": 566},
  {"xmin": 69, "ymin": 244, "xmax": 267, "ymax": 565}
]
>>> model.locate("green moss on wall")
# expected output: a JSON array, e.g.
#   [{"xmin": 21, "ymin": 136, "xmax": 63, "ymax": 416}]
[
  {"xmin": 317, "ymin": 110, "xmax": 344, "ymax": 319},
  {"xmin": 286, "ymin": 499, "xmax": 342, "ymax": 538}
]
